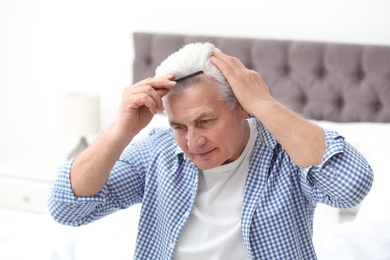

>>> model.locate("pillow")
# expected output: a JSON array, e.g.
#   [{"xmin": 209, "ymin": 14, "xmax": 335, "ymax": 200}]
[
  {"xmin": 313, "ymin": 203, "xmax": 340, "ymax": 235},
  {"xmin": 310, "ymin": 120, "xmax": 390, "ymax": 152},
  {"xmin": 314, "ymin": 218, "xmax": 390, "ymax": 260},
  {"xmin": 73, "ymin": 204, "xmax": 141, "ymax": 260}
]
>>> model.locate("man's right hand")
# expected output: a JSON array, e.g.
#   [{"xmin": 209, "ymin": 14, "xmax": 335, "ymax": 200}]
[
  {"xmin": 114, "ymin": 75, "xmax": 177, "ymax": 143},
  {"xmin": 70, "ymin": 75, "xmax": 176, "ymax": 197}
]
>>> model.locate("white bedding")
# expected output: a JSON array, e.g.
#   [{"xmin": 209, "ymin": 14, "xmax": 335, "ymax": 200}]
[
  {"xmin": 1, "ymin": 208, "xmax": 389, "ymax": 260},
  {"xmin": 0, "ymin": 205, "xmax": 141, "ymax": 260},
  {"xmin": 1, "ymin": 118, "xmax": 389, "ymax": 260}
]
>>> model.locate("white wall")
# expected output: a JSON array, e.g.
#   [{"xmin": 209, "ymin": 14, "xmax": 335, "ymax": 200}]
[{"xmin": 1, "ymin": 0, "xmax": 389, "ymax": 160}]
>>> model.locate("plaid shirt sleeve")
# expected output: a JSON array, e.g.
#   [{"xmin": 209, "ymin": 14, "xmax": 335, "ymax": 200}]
[
  {"xmin": 300, "ymin": 129, "xmax": 374, "ymax": 208},
  {"xmin": 47, "ymin": 141, "xmax": 147, "ymax": 226}
]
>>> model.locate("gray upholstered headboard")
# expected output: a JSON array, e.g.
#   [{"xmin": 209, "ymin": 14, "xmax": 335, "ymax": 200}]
[{"xmin": 133, "ymin": 32, "xmax": 390, "ymax": 122}]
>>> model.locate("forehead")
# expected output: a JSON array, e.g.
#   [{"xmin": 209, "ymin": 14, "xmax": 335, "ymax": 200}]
[{"xmin": 164, "ymin": 81, "xmax": 230, "ymax": 122}]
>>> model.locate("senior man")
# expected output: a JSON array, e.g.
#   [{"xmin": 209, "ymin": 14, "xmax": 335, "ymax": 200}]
[{"xmin": 49, "ymin": 42, "xmax": 373, "ymax": 259}]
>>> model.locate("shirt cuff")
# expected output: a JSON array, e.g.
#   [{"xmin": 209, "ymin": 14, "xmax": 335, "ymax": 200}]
[
  {"xmin": 300, "ymin": 129, "xmax": 344, "ymax": 181},
  {"xmin": 52, "ymin": 158, "xmax": 108, "ymax": 204}
]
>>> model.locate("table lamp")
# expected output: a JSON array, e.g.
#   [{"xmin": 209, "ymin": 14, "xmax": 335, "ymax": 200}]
[{"xmin": 64, "ymin": 93, "xmax": 100, "ymax": 160}]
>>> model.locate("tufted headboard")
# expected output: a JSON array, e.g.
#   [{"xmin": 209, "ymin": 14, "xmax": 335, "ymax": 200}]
[{"xmin": 133, "ymin": 32, "xmax": 390, "ymax": 122}]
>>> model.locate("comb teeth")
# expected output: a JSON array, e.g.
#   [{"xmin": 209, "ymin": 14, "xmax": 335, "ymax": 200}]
[{"xmin": 173, "ymin": 71, "xmax": 204, "ymax": 82}]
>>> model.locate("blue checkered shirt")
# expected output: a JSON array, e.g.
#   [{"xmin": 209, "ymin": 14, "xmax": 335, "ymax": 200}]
[{"xmin": 48, "ymin": 119, "xmax": 373, "ymax": 259}]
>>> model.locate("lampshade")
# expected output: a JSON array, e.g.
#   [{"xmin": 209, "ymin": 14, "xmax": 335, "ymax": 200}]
[{"xmin": 64, "ymin": 93, "xmax": 100, "ymax": 136}]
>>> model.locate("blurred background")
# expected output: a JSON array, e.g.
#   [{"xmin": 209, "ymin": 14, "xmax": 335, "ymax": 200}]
[
  {"xmin": 0, "ymin": 0, "xmax": 389, "ymax": 161},
  {"xmin": 0, "ymin": 1, "xmax": 389, "ymax": 259}
]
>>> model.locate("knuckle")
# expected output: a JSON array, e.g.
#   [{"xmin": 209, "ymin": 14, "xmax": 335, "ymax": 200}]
[{"xmin": 144, "ymin": 77, "xmax": 154, "ymax": 82}]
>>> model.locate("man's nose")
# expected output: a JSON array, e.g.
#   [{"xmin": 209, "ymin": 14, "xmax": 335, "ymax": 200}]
[{"xmin": 187, "ymin": 128, "xmax": 206, "ymax": 150}]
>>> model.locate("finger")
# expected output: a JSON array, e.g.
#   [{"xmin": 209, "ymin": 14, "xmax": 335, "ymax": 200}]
[
  {"xmin": 211, "ymin": 53, "xmax": 240, "ymax": 81},
  {"xmin": 141, "ymin": 75, "xmax": 177, "ymax": 91},
  {"xmin": 129, "ymin": 92, "xmax": 159, "ymax": 115},
  {"xmin": 212, "ymin": 51, "xmax": 246, "ymax": 69},
  {"xmin": 143, "ymin": 96, "xmax": 158, "ymax": 115},
  {"xmin": 130, "ymin": 85, "xmax": 166, "ymax": 112},
  {"xmin": 130, "ymin": 75, "xmax": 176, "ymax": 110}
]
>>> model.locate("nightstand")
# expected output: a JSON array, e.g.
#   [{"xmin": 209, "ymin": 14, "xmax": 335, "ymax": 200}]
[{"xmin": 0, "ymin": 155, "xmax": 65, "ymax": 213}]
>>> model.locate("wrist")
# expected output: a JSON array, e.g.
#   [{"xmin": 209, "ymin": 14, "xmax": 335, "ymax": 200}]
[
  {"xmin": 247, "ymin": 97, "xmax": 280, "ymax": 120},
  {"xmin": 106, "ymin": 123, "xmax": 134, "ymax": 151}
]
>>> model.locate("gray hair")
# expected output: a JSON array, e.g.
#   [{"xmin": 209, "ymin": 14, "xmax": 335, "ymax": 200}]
[{"xmin": 154, "ymin": 42, "xmax": 238, "ymax": 109}]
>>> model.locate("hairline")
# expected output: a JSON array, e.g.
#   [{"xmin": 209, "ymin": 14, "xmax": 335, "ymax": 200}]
[{"xmin": 166, "ymin": 76, "xmax": 237, "ymax": 110}]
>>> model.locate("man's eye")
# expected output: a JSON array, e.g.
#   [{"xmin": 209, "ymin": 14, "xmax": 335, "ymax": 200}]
[
  {"xmin": 200, "ymin": 119, "xmax": 210, "ymax": 124},
  {"xmin": 173, "ymin": 125, "xmax": 185, "ymax": 130}
]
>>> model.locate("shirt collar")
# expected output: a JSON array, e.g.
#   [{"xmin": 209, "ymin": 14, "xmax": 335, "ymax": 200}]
[{"xmin": 252, "ymin": 116, "xmax": 278, "ymax": 151}]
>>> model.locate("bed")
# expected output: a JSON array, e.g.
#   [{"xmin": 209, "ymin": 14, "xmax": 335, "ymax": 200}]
[{"xmin": 1, "ymin": 32, "xmax": 390, "ymax": 259}]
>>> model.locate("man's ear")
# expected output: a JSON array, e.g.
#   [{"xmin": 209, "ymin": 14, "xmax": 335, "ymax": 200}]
[{"xmin": 238, "ymin": 104, "xmax": 249, "ymax": 119}]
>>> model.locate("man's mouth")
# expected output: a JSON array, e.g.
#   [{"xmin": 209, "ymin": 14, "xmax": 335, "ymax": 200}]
[{"xmin": 194, "ymin": 148, "xmax": 216, "ymax": 157}]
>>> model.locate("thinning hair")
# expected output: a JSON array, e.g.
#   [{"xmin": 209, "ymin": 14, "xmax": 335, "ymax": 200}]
[{"xmin": 154, "ymin": 42, "xmax": 238, "ymax": 109}]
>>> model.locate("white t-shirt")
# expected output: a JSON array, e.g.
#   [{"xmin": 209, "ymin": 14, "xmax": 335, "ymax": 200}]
[{"xmin": 173, "ymin": 118, "xmax": 257, "ymax": 259}]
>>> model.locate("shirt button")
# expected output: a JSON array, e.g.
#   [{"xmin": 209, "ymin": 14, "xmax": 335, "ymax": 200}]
[
  {"xmin": 169, "ymin": 242, "xmax": 175, "ymax": 249},
  {"xmin": 184, "ymin": 211, "xmax": 190, "ymax": 218}
]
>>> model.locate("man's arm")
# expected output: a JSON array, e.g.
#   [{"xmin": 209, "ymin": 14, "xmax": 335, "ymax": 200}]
[
  {"xmin": 300, "ymin": 129, "xmax": 373, "ymax": 208},
  {"xmin": 211, "ymin": 52, "xmax": 325, "ymax": 168},
  {"xmin": 69, "ymin": 76, "xmax": 176, "ymax": 197}
]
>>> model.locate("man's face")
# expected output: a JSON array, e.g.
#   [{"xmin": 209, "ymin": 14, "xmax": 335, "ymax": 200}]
[{"xmin": 164, "ymin": 79, "xmax": 249, "ymax": 170}]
